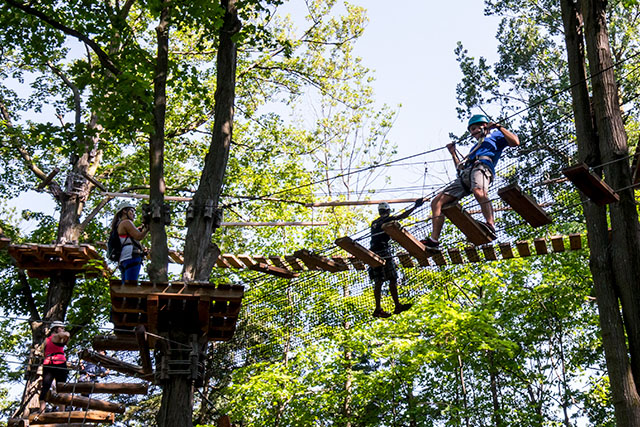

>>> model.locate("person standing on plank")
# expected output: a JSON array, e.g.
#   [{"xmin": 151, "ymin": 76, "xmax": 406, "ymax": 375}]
[
  {"xmin": 422, "ymin": 114, "xmax": 519, "ymax": 250},
  {"xmin": 369, "ymin": 199, "xmax": 423, "ymax": 318},
  {"xmin": 36, "ymin": 321, "xmax": 70, "ymax": 419}
]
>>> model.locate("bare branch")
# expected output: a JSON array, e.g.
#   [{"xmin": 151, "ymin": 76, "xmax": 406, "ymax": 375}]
[{"xmin": 47, "ymin": 62, "xmax": 82, "ymax": 126}]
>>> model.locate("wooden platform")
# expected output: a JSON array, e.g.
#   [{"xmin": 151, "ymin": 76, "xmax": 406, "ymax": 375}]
[
  {"xmin": 562, "ymin": 163, "xmax": 619, "ymax": 206},
  {"xmin": 58, "ymin": 381, "xmax": 149, "ymax": 395},
  {"xmin": 441, "ymin": 203, "xmax": 494, "ymax": 245},
  {"xmin": 110, "ymin": 280, "xmax": 244, "ymax": 342},
  {"xmin": 8, "ymin": 243, "xmax": 107, "ymax": 279},
  {"xmin": 497, "ymin": 183, "xmax": 552, "ymax": 227}
]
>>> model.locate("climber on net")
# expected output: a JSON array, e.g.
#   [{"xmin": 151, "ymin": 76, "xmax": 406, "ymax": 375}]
[
  {"xmin": 369, "ymin": 199, "xmax": 423, "ymax": 318},
  {"xmin": 422, "ymin": 114, "xmax": 520, "ymax": 250}
]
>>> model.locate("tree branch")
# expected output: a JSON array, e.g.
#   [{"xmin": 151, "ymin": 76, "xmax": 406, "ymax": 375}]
[
  {"xmin": 15, "ymin": 268, "xmax": 41, "ymax": 322},
  {"xmin": 3, "ymin": 0, "xmax": 121, "ymax": 75},
  {"xmin": 47, "ymin": 62, "xmax": 82, "ymax": 126}
]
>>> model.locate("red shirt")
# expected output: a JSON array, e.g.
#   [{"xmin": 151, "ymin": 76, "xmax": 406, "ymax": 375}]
[{"xmin": 43, "ymin": 336, "xmax": 66, "ymax": 365}]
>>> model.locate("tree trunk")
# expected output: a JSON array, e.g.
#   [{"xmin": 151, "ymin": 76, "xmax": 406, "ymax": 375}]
[
  {"xmin": 148, "ymin": 0, "xmax": 170, "ymax": 282},
  {"xmin": 583, "ymin": 0, "xmax": 640, "ymax": 392},
  {"xmin": 561, "ymin": 0, "xmax": 640, "ymax": 424},
  {"xmin": 182, "ymin": 0, "xmax": 240, "ymax": 282}
]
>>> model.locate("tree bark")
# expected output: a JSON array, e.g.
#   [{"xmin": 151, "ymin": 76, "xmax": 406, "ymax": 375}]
[
  {"xmin": 148, "ymin": 0, "xmax": 171, "ymax": 282},
  {"xmin": 182, "ymin": 0, "xmax": 240, "ymax": 282},
  {"xmin": 561, "ymin": 0, "xmax": 640, "ymax": 424},
  {"xmin": 583, "ymin": 0, "xmax": 640, "ymax": 392}
]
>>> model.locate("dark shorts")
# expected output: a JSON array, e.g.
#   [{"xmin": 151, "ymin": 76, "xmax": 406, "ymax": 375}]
[
  {"xmin": 368, "ymin": 247, "xmax": 397, "ymax": 282},
  {"xmin": 442, "ymin": 162, "xmax": 493, "ymax": 201}
]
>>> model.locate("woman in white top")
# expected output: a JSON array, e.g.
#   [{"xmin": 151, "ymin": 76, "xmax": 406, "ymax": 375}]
[{"xmin": 111, "ymin": 202, "xmax": 149, "ymax": 283}]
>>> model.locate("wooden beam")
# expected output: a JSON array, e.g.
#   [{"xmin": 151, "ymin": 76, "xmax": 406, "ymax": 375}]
[
  {"xmin": 562, "ymin": 163, "xmax": 619, "ymax": 206},
  {"xmin": 248, "ymin": 262, "xmax": 299, "ymax": 279},
  {"xmin": 198, "ymin": 298, "xmax": 211, "ymax": 335},
  {"xmin": 516, "ymin": 241, "xmax": 531, "ymax": 257},
  {"xmin": 432, "ymin": 251, "xmax": 447, "ymax": 266},
  {"xmin": 135, "ymin": 325, "xmax": 153, "ymax": 375},
  {"xmin": 442, "ymin": 203, "xmax": 494, "ymax": 245},
  {"xmin": 146, "ymin": 295, "xmax": 159, "ymax": 334},
  {"xmin": 254, "ymin": 255, "xmax": 269, "ymax": 265},
  {"xmin": 534, "ymin": 238, "xmax": 548, "ymax": 255},
  {"xmin": 48, "ymin": 392, "xmax": 125, "ymax": 413},
  {"xmin": 80, "ymin": 349, "xmax": 145, "ymax": 377},
  {"xmin": 58, "ymin": 382, "xmax": 149, "ymax": 395},
  {"xmin": 111, "ymin": 281, "xmax": 244, "ymax": 301},
  {"xmin": 550, "ymin": 235, "xmax": 565, "ymax": 252},
  {"xmin": 482, "ymin": 245, "xmax": 497, "ymax": 261},
  {"xmin": 27, "ymin": 410, "xmax": 115, "ymax": 424},
  {"xmin": 335, "ymin": 236, "xmax": 385, "ymax": 267},
  {"xmin": 168, "ymin": 251, "xmax": 184, "ymax": 264},
  {"xmin": 464, "ymin": 246, "xmax": 481, "ymax": 263},
  {"xmin": 569, "ymin": 234, "xmax": 583, "ymax": 250},
  {"xmin": 330, "ymin": 257, "xmax": 351, "ymax": 271},
  {"xmin": 216, "ymin": 256, "xmax": 232, "ymax": 268},
  {"xmin": 448, "ymin": 248, "xmax": 463, "ymax": 265},
  {"xmin": 27, "ymin": 411, "xmax": 115, "ymax": 427},
  {"xmin": 381, "ymin": 221, "xmax": 430, "ymax": 262},
  {"xmin": 499, "ymin": 243, "xmax": 514, "ymax": 259},
  {"xmin": 498, "ymin": 183, "xmax": 552, "ymax": 227}
]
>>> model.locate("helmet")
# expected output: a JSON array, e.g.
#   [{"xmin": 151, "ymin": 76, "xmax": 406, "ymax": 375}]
[
  {"xmin": 116, "ymin": 201, "xmax": 135, "ymax": 214},
  {"xmin": 50, "ymin": 321, "xmax": 65, "ymax": 329},
  {"xmin": 467, "ymin": 114, "xmax": 490, "ymax": 130},
  {"xmin": 378, "ymin": 202, "xmax": 392, "ymax": 214}
]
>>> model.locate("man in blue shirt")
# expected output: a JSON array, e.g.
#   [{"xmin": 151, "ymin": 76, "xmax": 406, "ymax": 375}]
[{"xmin": 423, "ymin": 114, "xmax": 520, "ymax": 249}]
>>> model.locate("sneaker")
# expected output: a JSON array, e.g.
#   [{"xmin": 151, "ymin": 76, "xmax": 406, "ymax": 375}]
[
  {"xmin": 420, "ymin": 237, "xmax": 440, "ymax": 250},
  {"xmin": 478, "ymin": 222, "xmax": 497, "ymax": 240},
  {"xmin": 393, "ymin": 303, "xmax": 412, "ymax": 314},
  {"xmin": 373, "ymin": 309, "xmax": 392, "ymax": 318}
]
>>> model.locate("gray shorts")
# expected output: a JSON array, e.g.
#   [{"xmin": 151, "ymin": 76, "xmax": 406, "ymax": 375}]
[{"xmin": 442, "ymin": 162, "xmax": 493, "ymax": 201}]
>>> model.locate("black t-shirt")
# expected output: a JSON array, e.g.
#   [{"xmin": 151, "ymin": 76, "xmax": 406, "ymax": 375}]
[{"xmin": 370, "ymin": 215, "xmax": 392, "ymax": 252}]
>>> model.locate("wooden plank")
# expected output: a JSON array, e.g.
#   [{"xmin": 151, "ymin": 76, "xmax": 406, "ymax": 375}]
[
  {"xmin": 348, "ymin": 257, "xmax": 366, "ymax": 271},
  {"xmin": 294, "ymin": 250, "xmax": 342, "ymax": 272},
  {"xmin": 27, "ymin": 410, "xmax": 114, "ymax": 424},
  {"xmin": 285, "ymin": 255, "xmax": 305, "ymax": 271},
  {"xmin": 534, "ymin": 238, "xmax": 548, "ymax": 255},
  {"xmin": 146, "ymin": 295, "xmax": 159, "ymax": 334},
  {"xmin": 448, "ymin": 248, "xmax": 464, "ymax": 265},
  {"xmin": 334, "ymin": 236, "xmax": 385, "ymax": 267},
  {"xmin": 248, "ymin": 262, "xmax": 299, "ymax": 279},
  {"xmin": 253, "ymin": 255, "xmax": 269, "ymax": 265},
  {"xmin": 551, "ymin": 235, "xmax": 565, "ymax": 252},
  {"xmin": 442, "ymin": 203, "xmax": 494, "ymax": 245},
  {"xmin": 269, "ymin": 256, "xmax": 287, "ymax": 268},
  {"xmin": 0, "ymin": 236, "xmax": 12, "ymax": 250},
  {"xmin": 135, "ymin": 325, "xmax": 153, "ymax": 375},
  {"xmin": 498, "ymin": 183, "xmax": 552, "ymax": 227},
  {"xmin": 516, "ymin": 241, "xmax": 531, "ymax": 257},
  {"xmin": 222, "ymin": 254, "xmax": 244, "ymax": 269},
  {"xmin": 237, "ymin": 254, "xmax": 256, "ymax": 268},
  {"xmin": 330, "ymin": 257, "xmax": 350, "ymax": 271},
  {"xmin": 499, "ymin": 243, "xmax": 514, "ymax": 259},
  {"xmin": 464, "ymin": 246, "xmax": 481, "ymax": 263},
  {"xmin": 569, "ymin": 234, "xmax": 583, "ymax": 250},
  {"xmin": 432, "ymin": 251, "xmax": 447, "ymax": 266},
  {"xmin": 562, "ymin": 163, "xmax": 619, "ymax": 206},
  {"xmin": 111, "ymin": 282, "xmax": 244, "ymax": 302},
  {"xmin": 168, "ymin": 251, "xmax": 184, "ymax": 264},
  {"xmin": 216, "ymin": 256, "xmax": 232, "ymax": 268},
  {"xmin": 58, "ymin": 382, "xmax": 149, "ymax": 395},
  {"xmin": 48, "ymin": 392, "xmax": 125, "ymax": 413},
  {"xmin": 80, "ymin": 349, "xmax": 145, "ymax": 377},
  {"xmin": 482, "ymin": 245, "xmax": 497, "ymax": 261},
  {"xmin": 198, "ymin": 298, "xmax": 211, "ymax": 334},
  {"xmin": 397, "ymin": 252, "xmax": 414, "ymax": 268},
  {"xmin": 381, "ymin": 221, "xmax": 430, "ymax": 262}
]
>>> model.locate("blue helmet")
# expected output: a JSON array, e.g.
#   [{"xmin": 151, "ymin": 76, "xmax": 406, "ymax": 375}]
[{"xmin": 467, "ymin": 114, "xmax": 490, "ymax": 130}]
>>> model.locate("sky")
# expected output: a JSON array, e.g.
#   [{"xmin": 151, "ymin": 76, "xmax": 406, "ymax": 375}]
[{"xmin": 8, "ymin": 0, "xmax": 504, "ymax": 226}]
